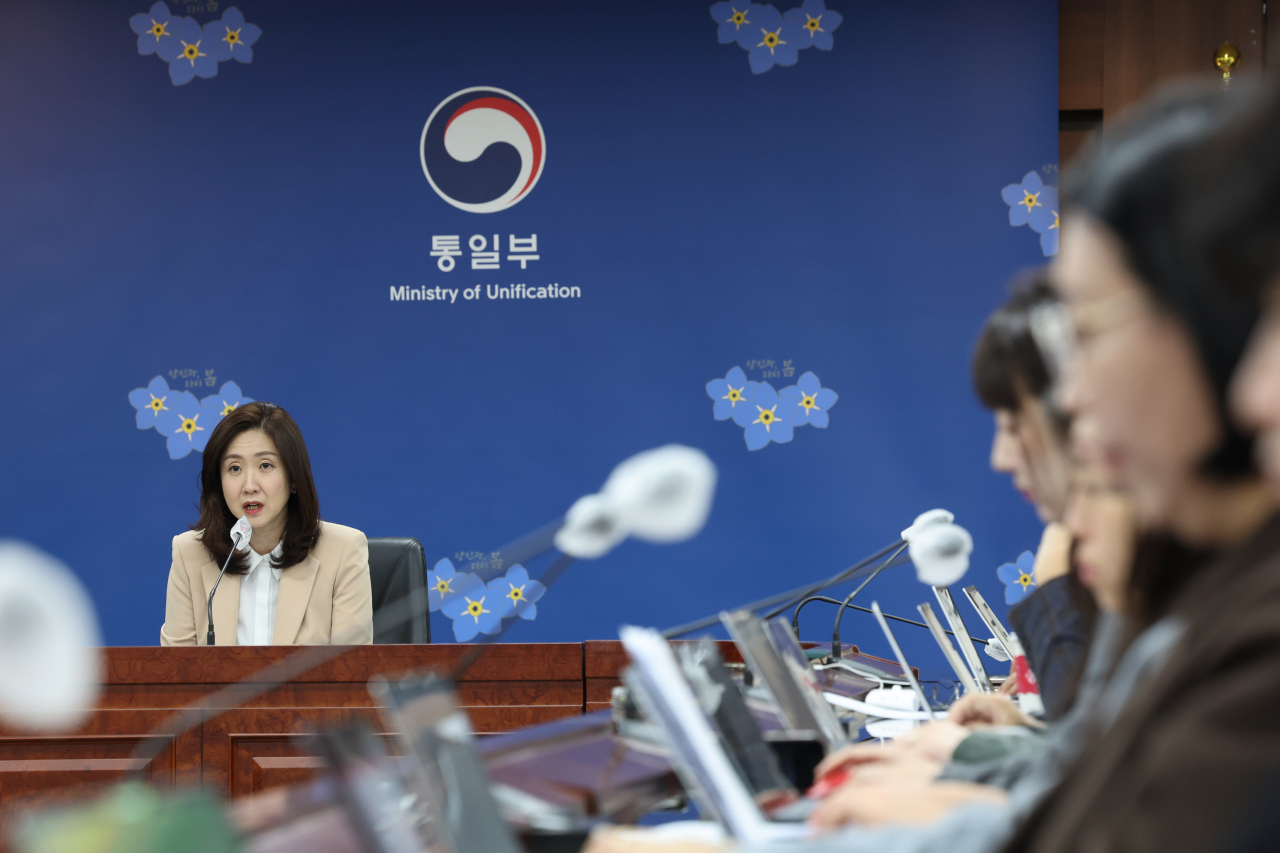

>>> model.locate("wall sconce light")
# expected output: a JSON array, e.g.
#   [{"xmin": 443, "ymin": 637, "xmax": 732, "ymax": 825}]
[{"xmin": 1215, "ymin": 41, "xmax": 1240, "ymax": 85}]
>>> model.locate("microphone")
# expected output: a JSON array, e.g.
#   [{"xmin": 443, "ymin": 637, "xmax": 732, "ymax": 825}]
[
  {"xmin": 207, "ymin": 517, "xmax": 253, "ymax": 647},
  {"xmin": 828, "ymin": 510, "xmax": 972, "ymax": 658},
  {"xmin": 901, "ymin": 509, "xmax": 973, "ymax": 587},
  {"xmin": 831, "ymin": 542, "xmax": 908, "ymax": 659}
]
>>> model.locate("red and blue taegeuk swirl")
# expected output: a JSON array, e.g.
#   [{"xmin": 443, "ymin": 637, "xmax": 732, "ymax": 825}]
[{"xmin": 420, "ymin": 87, "xmax": 546, "ymax": 213}]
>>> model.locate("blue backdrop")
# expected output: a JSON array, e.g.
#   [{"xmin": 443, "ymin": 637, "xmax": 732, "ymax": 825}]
[{"xmin": 0, "ymin": 0, "xmax": 1057, "ymax": 681}]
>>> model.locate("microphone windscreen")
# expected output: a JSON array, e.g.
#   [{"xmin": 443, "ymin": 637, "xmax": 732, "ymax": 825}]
[
  {"xmin": 0, "ymin": 541, "xmax": 101, "ymax": 732},
  {"xmin": 554, "ymin": 493, "xmax": 629, "ymax": 559},
  {"xmin": 908, "ymin": 523, "xmax": 973, "ymax": 586},
  {"xmin": 231, "ymin": 516, "xmax": 253, "ymax": 551},
  {"xmin": 602, "ymin": 444, "xmax": 718, "ymax": 544}
]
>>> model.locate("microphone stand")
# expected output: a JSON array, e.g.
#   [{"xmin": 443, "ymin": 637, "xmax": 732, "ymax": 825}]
[
  {"xmin": 661, "ymin": 538, "xmax": 909, "ymax": 640},
  {"xmin": 206, "ymin": 547, "xmax": 239, "ymax": 647},
  {"xmin": 831, "ymin": 542, "xmax": 908, "ymax": 659},
  {"xmin": 795, "ymin": 595, "xmax": 989, "ymax": 645}
]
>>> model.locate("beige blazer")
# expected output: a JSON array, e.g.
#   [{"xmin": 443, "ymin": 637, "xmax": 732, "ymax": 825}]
[{"xmin": 160, "ymin": 520, "xmax": 373, "ymax": 646}]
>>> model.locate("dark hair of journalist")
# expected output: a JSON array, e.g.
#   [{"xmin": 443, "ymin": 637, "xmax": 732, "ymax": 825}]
[
  {"xmin": 192, "ymin": 401, "xmax": 321, "ymax": 575},
  {"xmin": 971, "ymin": 269, "xmax": 1059, "ymax": 414},
  {"xmin": 1061, "ymin": 81, "xmax": 1261, "ymax": 478}
]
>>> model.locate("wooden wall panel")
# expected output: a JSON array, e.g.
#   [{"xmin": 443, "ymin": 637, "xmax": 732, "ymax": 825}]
[
  {"xmin": 1103, "ymin": 0, "xmax": 1264, "ymax": 118},
  {"xmin": 1061, "ymin": 0, "xmax": 1107, "ymax": 110}
]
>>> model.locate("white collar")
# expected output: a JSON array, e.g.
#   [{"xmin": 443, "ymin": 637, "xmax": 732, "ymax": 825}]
[{"xmin": 246, "ymin": 542, "xmax": 284, "ymax": 577}]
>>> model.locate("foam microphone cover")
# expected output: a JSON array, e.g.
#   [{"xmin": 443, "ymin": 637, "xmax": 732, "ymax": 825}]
[
  {"xmin": 231, "ymin": 515, "xmax": 253, "ymax": 551},
  {"xmin": 0, "ymin": 541, "xmax": 102, "ymax": 732},
  {"xmin": 602, "ymin": 444, "xmax": 718, "ymax": 544}
]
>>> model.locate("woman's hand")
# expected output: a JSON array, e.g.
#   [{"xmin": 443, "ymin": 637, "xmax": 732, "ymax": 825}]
[
  {"xmin": 947, "ymin": 693, "xmax": 1042, "ymax": 729},
  {"xmin": 893, "ymin": 721, "xmax": 972, "ymax": 762},
  {"xmin": 813, "ymin": 741, "xmax": 893, "ymax": 780},
  {"xmin": 809, "ymin": 780, "xmax": 1008, "ymax": 830},
  {"xmin": 1034, "ymin": 521, "xmax": 1073, "ymax": 585},
  {"xmin": 812, "ymin": 722, "xmax": 966, "ymax": 784}
]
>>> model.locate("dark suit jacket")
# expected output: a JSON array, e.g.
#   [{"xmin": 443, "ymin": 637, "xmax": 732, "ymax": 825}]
[{"xmin": 1004, "ymin": 513, "xmax": 1280, "ymax": 853}]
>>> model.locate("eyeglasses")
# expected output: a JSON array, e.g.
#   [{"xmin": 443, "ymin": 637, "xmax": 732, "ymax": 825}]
[{"xmin": 1066, "ymin": 289, "xmax": 1151, "ymax": 349}]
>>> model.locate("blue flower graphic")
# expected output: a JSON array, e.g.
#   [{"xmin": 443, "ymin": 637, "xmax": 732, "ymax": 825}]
[
  {"xmin": 154, "ymin": 391, "xmax": 210, "ymax": 459},
  {"xmin": 779, "ymin": 371, "xmax": 838, "ymax": 428},
  {"xmin": 742, "ymin": 5, "xmax": 804, "ymax": 73},
  {"xmin": 706, "ymin": 366, "xmax": 759, "ymax": 421},
  {"xmin": 204, "ymin": 7, "xmax": 261, "ymax": 63},
  {"xmin": 158, "ymin": 16, "xmax": 218, "ymax": 86},
  {"xmin": 784, "ymin": 0, "xmax": 842, "ymax": 51},
  {"xmin": 129, "ymin": 2, "xmax": 179, "ymax": 56},
  {"xmin": 1001, "ymin": 172, "xmax": 1060, "ymax": 257},
  {"xmin": 710, "ymin": 2, "xmax": 766, "ymax": 45},
  {"xmin": 487, "ymin": 565, "xmax": 546, "ymax": 622},
  {"xmin": 997, "ymin": 551, "xmax": 1037, "ymax": 606},
  {"xmin": 732, "ymin": 381, "xmax": 798, "ymax": 450},
  {"xmin": 200, "ymin": 381, "xmax": 253, "ymax": 420},
  {"xmin": 442, "ymin": 571, "xmax": 503, "ymax": 641},
  {"xmin": 428, "ymin": 558, "xmax": 479, "ymax": 613},
  {"xmin": 1038, "ymin": 216, "xmax": 1060, "ymax": 256},
  {"xmin": 128, "ymin": 375, "xmax": 176, "ymax": 431}
]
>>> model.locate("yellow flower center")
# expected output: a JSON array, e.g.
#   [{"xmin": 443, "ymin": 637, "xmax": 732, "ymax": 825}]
[
  {"xmin": 724, "ymin": 385, "xmax": 744, "ymax": 404},
  {"xmin": 1049, "ymin": 211, "xmax": 1060, "ymax": 230},
  {"xmin": 148, "ymin": 395, "xmax": 168, "ymax": 413},
  {"xmin": 224, "ymin": 27, "xmax": 241, "ymax": 45},
  {"xmin": 754, "ymin": 405, "xmax": 778, "ymax": 430},
  {"xmin": 730, "ymin": 8, "xmax": 749, "ymax": 27},
  {"xmin": 435, "ymin": 577, "xmax": 453, "ymax": 595},
  {"xmin": 150, "ymin": 20, "xmax": 169, "ymax": 39},
  {"xmin": 1019, "ymin": 190, "xmax": 1041, "ymax": 212},
  {"xmin": 175, "ymin": 414, "xmax": 204, "ymax": 439},
  {"xmin": 221, "ymin": 401, "xmax": 238, "ymax": 416},
  {"xmin": 1018, "ymin": 572, "xmax": 1033, "ymax": 589},
  {"xmin": 758, "ymin": 28, "xmax": 784, "ymax": 51},
  {"xmin": 464, "ymin": 596, "xmax": 489, "ymax": 622},
  {"xmin": 800, "ymin": 394, "xmax": 817, "ymax": 411},
  {"xmin": 805, "ymin": 14, "xmax": 823, "ymax": 33},
  {"xmin": 507, "ymin": 583, "xmax": 525, "ymax": 602},
  {"xmin": 180, "ymin": 40, "xmax": 203, "ymax": 64}
]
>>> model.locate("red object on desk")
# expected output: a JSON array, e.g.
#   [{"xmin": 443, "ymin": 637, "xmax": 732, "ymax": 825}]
[{"xmin": 806, "ymin": 768, "xmax": 851, "ymax": 799}]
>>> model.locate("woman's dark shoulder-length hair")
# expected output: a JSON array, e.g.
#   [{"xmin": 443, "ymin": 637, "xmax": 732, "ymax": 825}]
[
  {"xmin": 971, "ymin": 269, "xmax": 1059, "ymax": 415},
  {"xmin": 192, "ymin": 402, "xmax": 321, "ymax": 574},
  {"xmin": 1060, "ymin": 80, "xmax": 1262, "ymax": 478}
]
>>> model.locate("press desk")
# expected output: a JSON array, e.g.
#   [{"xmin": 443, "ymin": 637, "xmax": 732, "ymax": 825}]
[{"xmin": 0, "ymin": 640, "xmax": 893, "ymax": 838}]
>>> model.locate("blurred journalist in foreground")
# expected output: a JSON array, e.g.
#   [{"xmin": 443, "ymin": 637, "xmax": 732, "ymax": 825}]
[{"xmin": 160, "ymin": 401, "xmax": 373, "ymax": 646}]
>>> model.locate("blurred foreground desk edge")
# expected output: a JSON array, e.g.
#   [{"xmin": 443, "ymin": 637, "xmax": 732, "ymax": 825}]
[{"xmin": 0, "ymin": 642, "xmax": 750, "ymax": 825}]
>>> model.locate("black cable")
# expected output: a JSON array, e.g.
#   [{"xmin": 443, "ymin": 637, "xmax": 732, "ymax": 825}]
[
  {"xmin": 762, "ymin": 544, "xmax": 912, "ymax": 622},
  {"xmin": 832, "ymin": 543, "xmax": 908, "ymax": 659},
  {"xmin": 794, "ymin": 596, "xmax": 989, "ymax": 645},
  {"xmin": 791, "ymin": 595, "xmax": 835, "ymax": 635},
  {"xmin": 661, "ymin": 538, "xmax": 907, "ymax": 639}
]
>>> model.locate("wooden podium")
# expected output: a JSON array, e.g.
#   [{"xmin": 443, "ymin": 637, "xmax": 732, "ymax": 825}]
[
  {"xmin": 0, "ymin": 643, "xmax": 650, "ymax": 832},
  {"xmin": 0, "ymin": 640, "xmax": 890, "ymax": 841}
]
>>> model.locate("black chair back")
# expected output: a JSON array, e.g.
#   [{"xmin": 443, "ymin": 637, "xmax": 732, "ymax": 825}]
[{"xmin": 367, "ymin": 537, "xmax": 430, "ymax": 644}]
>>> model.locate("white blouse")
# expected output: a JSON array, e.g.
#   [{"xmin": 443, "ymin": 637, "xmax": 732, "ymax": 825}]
[{"xmin": 237, "ymin": 542, "xmax": 283, "ymax": 645}]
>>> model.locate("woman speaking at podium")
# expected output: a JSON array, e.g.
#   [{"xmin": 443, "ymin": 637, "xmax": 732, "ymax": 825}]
[{"xmin": 159, "ymin": 401, "xmax": 373, "ymax": 646}]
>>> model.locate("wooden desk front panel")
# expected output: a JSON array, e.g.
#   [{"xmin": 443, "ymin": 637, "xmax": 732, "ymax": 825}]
[{"xmin": 0, "ymin": 643, "xmax": 584, "ymax": 819}]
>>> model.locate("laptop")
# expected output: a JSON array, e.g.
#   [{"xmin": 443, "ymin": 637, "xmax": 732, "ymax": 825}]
[
  {"xmin": 719, "ymin": 610, "xmax": 847, "ymax": 752},
  {"xmin": 620, "ymin": 626, "xmax": 810, "ymax": 843}
]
